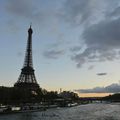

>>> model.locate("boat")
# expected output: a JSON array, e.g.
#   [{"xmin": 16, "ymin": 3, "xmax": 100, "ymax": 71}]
[
  {"xmin": 67, "ymin": 103, "xmax": 78, "ymax": 107},
  {"xmin": 0, "ymin": 105, "xmax": 46, "ymax": 114}
]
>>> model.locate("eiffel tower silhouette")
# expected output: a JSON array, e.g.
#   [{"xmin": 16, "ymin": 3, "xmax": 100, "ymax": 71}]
[{"xmin": 14, "ymin": 26, "xmax": 39, "ymax": 90}]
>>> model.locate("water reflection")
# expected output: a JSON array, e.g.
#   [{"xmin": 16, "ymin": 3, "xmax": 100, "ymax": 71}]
[
  {"xmin": 17, "ymin": 113, "xmax": 34, "ymax": 120},
  {"xmin": 0, "ymin": 104, "xmax": 120, "ymax": 120}
]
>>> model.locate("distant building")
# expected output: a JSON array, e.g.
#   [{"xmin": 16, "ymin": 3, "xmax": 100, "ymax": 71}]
[{"xmin": 59, "ymin": 91, "xmax": 79, "ymax": 99}]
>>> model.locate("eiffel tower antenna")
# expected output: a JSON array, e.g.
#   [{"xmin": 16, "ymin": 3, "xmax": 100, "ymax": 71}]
[
  {"xmin": 14, "ymin": 26, "xmax": 39, "ymax": 90},
  {"xmin": 30, "ymin": 22, "xmax": 32, "ymax": 28}
]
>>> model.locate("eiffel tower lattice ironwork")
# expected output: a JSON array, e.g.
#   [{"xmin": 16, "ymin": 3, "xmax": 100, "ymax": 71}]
[{"xmin": 14, "ymin": 26, "xmax": 39, "ymax": 90}]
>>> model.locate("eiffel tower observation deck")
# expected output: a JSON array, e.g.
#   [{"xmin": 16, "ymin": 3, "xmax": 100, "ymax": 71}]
[{"xmin": 14, "ymin": 26, "xmax": 39, "ymax": 90}]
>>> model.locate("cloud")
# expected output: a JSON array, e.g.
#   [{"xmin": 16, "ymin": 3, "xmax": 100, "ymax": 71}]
[
  {"xmin": 43, "ymin": 49, "xmax": 64, "ymax": 59},
  {"xmin": 83, "ymin": 18, "xmax": 120, "ymax": 48},
  {"xmin": 5, "ymin": 0, "xmax": 60, "ymax": 28},
  {"xmin": 75, "ymin": 83, "xmax": 120, "ymax": 93},
  {"xmin": 60, "ymin": 0, "xmax": 120, "ymax": 68},
  {"xmin": 4, "ymin": 0, "xmax": 120, "ymax": 68},
  {"xmin": 88, "ymin": 65, "xmax": 94, "ymax": 70},
  {"xmin": 63, "ymin": 0, "xmax": 91, "ymax": 24},
  {"xmin": 6, "ymin": 0, "xmax": 35, "ymax": 18},
  {"xmin": 61, "ymin": 0, "xmax": 120, "ymax": 26},
  {"xmin": 6, "ymin": 0, "xmax": 120, "ymax": 25},
  {"xmin": 107, "ymin": 6, "xmax": 120, "ymax": 18},
  {"xmin": 97, "ymin": 73, "xmax": 107, "ymax": 76},
  {"xmin": 62, "ymin": 0, "xmax": 101, "ymax": 25},
  {"xmin": 70, "ymin": 46, "xmax": 82, "ymax": 52},
  {"xmin": 72, "ymin": 17, "xmax": 120, "ymax": 67}
]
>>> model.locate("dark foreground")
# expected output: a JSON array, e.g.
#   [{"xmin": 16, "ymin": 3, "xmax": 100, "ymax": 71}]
[{"xmin": 0, "ymin": 103, "xmax": 120, "ymax": 120}]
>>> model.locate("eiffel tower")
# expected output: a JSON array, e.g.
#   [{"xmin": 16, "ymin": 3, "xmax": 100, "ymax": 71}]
[{"xmin": 14, "ymin": 26, "xmax": 39, "ymax": 91}]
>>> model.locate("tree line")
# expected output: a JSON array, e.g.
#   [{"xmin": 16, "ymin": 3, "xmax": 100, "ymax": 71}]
[{"xmin": 0, "ymin": 86, "xmax": 79, "ymax": 105}]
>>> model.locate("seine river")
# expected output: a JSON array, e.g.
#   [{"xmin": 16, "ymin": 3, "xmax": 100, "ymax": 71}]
[{"xmin": 0, "ymin": 103, "xmax": 120, "ymax": 120}]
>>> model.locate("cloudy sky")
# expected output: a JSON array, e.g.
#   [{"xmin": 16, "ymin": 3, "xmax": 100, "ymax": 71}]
[{"xmin": 1, "ymin": 0, "xmax": 120, "ymax": 97}]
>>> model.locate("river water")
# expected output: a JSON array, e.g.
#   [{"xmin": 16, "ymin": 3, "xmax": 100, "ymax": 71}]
[{"xmin": 0, "ymin": 103, "xmax": 120, "ymax": 120}]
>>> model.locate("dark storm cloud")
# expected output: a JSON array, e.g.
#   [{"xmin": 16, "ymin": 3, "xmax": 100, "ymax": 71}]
[
  {"xmin": 61, "ymin": 0, "xmax": 120, "ymax": 67},
  {"xmin": 75, "ymin": 83, "xmax": 120, "ymax": 93},
  {"xmin": 43, "ymin": 50, "xmax": 64, "ymax": 59},
  {"xmin": 72, "ymin": 18, "xmax": 120, "ymax": 67},
  {"xmin": 83, "ymin": 18, "xmax": 120, "ymax": 48}
]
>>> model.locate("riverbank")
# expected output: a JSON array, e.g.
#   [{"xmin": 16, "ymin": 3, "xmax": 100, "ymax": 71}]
[{"xmin": 0, "ymin": 103, "xmax": 120, "ymax": 120}]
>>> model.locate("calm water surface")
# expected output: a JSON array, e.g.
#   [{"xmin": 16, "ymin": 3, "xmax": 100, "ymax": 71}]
[{"xmin": 0, "ymin": 103, "xmax": 120, "ymax": 120}]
